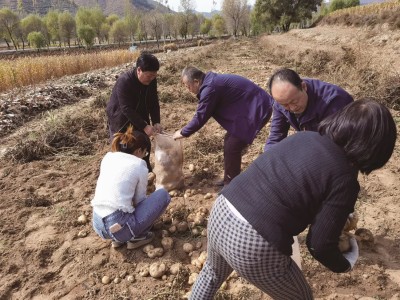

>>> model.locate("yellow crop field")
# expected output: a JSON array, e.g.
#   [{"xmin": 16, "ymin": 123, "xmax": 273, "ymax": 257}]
[
  {"xmin": 329, "ymin": 1, "xmax": 400, "ymax": 17},
  {"xmin": 0, "ymin": 49, "xmax": 139, "ymax": 92}
]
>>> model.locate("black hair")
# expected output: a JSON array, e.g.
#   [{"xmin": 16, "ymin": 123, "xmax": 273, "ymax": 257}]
[
  {"xmin": 181, "ymin": 66, "xmax": 206, "ymax": 83},
  {"xmin": 111, "ymin": 125, "xmax": 150, "ymax": 155},
  {"xmin": 268, "ymin": 68, "xmax": 303, "ymax": 94},
  {"xmin": 136, "ymin": 52, "xmax": 160, "ymax": 72},
  {"xmin": 319, "ymin": 99, "xmax": 397, "ymax": 174}
]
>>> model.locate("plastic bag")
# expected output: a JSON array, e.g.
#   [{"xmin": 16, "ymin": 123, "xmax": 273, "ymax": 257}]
[{"xmin": 153, "ymin": 133, "xmax": 184, "ymax": 191}]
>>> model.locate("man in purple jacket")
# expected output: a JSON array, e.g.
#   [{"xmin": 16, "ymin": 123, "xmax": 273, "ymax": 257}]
[
  {"xmin": 265, "ymin": 68, "xmax": 354, "ymax": 151},
  {"xmin": 173, "ymin": 66, "xmax": 274, "ymax": 186}
]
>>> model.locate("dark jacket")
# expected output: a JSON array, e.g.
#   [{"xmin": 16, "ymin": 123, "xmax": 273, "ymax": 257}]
[
  {"xmin": 223, "ymin": 131, "xmax": 360, "ymax": 273},
  {"xmin": 106, "ymin": 68, "xmax": 160, "ymax": 135},
  {"xmin": 181, "ymin": 72, "xmax": 274, "ymax": 144},
  {"xmin": 265, "ymin": 79, "xmax": 353, "ymax": 151}
]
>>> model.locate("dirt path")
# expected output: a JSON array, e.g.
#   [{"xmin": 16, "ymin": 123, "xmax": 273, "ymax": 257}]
[{"xmin": 1, "ymin": 25, "xmax": 400, "ymax": 300}]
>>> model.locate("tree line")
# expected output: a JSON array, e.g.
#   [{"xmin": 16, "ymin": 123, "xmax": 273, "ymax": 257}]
[{"xmin": 0, "ymin": 0, "xmax": 361, "ymax": 51}]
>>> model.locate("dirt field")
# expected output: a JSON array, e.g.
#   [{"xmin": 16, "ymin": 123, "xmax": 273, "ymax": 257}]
[{"xmin": 1, "ymin": 23, "xmax": 400, "ymax": 300}]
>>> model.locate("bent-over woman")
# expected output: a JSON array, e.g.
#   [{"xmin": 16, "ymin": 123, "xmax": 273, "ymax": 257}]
[{"xmin": 190, "ymin": 99, "xmax": 397, "ymax": 299}]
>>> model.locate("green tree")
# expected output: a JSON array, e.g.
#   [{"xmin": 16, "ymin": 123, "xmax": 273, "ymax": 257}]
[
  {"xmin": 124, "ymin": 11, "xmax": 139, "ymax": 42},
  {"xmin": 252, "ymin": 0, "xmax": 322, "ymax": 32},
  {"xmin": 77, "ymin": 24, "xmax": 95, "ymax": 48},
  {"xmin": 99, "ymin": 23, "xmax": 111, "ymax": 44},
  {"xmin": 27, "ymin": 31, "xmax": 46, "ymax": 50},
  {"xmin": 58, "ymin": 11, "xmax": 75, "ymax": 47},
  {"xmin": 200, "ymin": 18, "xmax": 212, "ymax": 36},
  {"xmin": 75, "ymin": 7, "xmax": 105, "ymax": 44},
  {"xmin": 211, "ymin": 14, "xmax": 226, "ymax": 37},
  {"xmin": 106, "ymin": 14, "xmax": 119, "ymax": 26},
  {"xmin": 44, "ymin": 10, "xmax": 60, "ymax": 47},
  {"xmin": 0, "ymin": 8, "xmax": 21, "ymax": 50},
  {"xmin": 20, "ymin": 14, "xmax": 45, "ymax": 49},
  {"xmin": 110, "ymin": 19, "xmax": 128, "ymax": 45},
  {"xmin": 330, "ymin": 0, "xmax": 360, "ymax": 13}
]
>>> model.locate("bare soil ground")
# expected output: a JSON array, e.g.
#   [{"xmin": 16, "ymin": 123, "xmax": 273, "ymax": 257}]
[{"xmin": 1, "ymin": 24, "xmax": 400, "ymax": 300}]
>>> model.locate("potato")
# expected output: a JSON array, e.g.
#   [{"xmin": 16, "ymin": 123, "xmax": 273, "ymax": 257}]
[
  {"xmin": 147, "ymin": 247, "xmax": 164, "ymax": 258},
  {"xmin": 177, "ymin": 221, "xmax": 189, "ymax": 232},
  {"xmin": 161, "ymin": 230, "xmax": 170, "ymax": 237},
  {"xmin": 198, "ymin": 251, "xmax": 207, "ymax": 264},
  {"xmin": 343, "ymin": 212, "xmax": 358, "ymax": 232},
  {"xmin": 183, "ymin": 243, "xmax": 194, "ymax": 253},
  {"xmin": 198, "ymin": 207, "xmax": 209, "ymax": 215},
  {"xmin": 102, "ymin": 275, "xmax": 111, "ymax": 284},
  {"xmin": 169, "ymin": 263, "xmax": 182, "ymax": 275},
  {"xmin": 355, "ymin": 228, "xmax": 374, "ymax": 243},
  {"xmin": 168, "ymin": 225, "xmax": 177, "ymax": 233},
  {"xmin": 126, "ymin": 275, "xmax": 135, "ymax": 282},
  {"xmin": 188, "ymin": 272, "xmax": 199, "ymax": 285},
  {"xmin": 143, "ymin": 244, "xmax": 155, "ymax": 254},
  {"xmin": 77, "ymin": 214, "xmax": 87, "ymax": 224},
  {"xmin": 204, "ymin": 193, "xmax": 213, "ymax": 199},
  {"xmin": 149, "ymin": 262, "xmax": 166, "ymax": 278},
  {"xmin": 188, "ymin": 164, "xmax": 195, "ymax": 172},
  {"xmin": 161, "ymin": 237, "xmax": 174, "ymax": 250},
  {"xmin": 186, "ymin": 213, "xmax": 196, "ymax": 223}
]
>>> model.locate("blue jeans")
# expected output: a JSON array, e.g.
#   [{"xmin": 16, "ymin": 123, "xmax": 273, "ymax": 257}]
[{"xmin": 92, "ymin": 188, "xmax": 170, "ymax": 243}]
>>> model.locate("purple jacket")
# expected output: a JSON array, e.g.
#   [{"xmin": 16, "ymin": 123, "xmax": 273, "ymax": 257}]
[
  {"xmin": 181, "ymin": 72, "xmax": 274, "ymax": 144},
  {"xmin": 265, "ymin": 79, "xmax": 353, "ymax": 151}
]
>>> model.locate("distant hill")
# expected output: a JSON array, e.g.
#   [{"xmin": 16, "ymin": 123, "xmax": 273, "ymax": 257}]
[
  {"xmin": 360, "ymin": 0, "xmax": 388, "ymax": 4},
  {"xmin": 199, "ymin": 10, "xmax": 221, "ymax": 18},
  {"xmin": 0, "ymin": 0, "xmax": 171, "ymax": 16},
  {"xmin": 0, "ymin": 0, "xmax": 78, "ymax": 15}
]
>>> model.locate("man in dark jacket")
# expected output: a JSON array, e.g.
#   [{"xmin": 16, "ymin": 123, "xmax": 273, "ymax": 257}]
[
  {"xmin": 173, "ymin": 66, "xmax": 274, "ymax": 186},
  {"xmin": 265, "ymin": 68, "xmax": 353, "ymax": 151},
  {"xmin": 106, "ymin": 52, "xmax": 162, "ymax": 171}
]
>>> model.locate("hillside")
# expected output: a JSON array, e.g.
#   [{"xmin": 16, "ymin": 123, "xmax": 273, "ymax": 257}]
[{"xmin": 0, "ymin": 0, "xmax": 171, "ymax": 16}]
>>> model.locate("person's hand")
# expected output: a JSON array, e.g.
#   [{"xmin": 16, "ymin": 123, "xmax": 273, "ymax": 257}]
[
  {"xmin": 342, "ymin": 236, "xmax": 359, "ymax": 270},
  {"xmin": 173, "ymin": 130, "xmax": 184, "ymax": 140},
  {"xmin": 144, "ymin": 125, "xmax": 154, "ymax": 136},
  {"xmin": 153, "ymin": 123, "xmax": 162, "ymax": 134}
]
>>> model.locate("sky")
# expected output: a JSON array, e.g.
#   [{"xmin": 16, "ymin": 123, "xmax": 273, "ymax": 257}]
[{"xmin": 166, "ymin": 0, "xmax": 256, "ymax": 13}]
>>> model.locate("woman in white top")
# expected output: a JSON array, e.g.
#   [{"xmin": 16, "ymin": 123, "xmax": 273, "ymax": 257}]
[{"xmin": 92, "ymin": 125, "xmax": 170, "ymax": 249}]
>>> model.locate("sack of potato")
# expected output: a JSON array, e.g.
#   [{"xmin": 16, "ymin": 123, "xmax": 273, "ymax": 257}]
[{"xmin": 153, "ymin": 133, "xmax": 184, "ymax": 191}]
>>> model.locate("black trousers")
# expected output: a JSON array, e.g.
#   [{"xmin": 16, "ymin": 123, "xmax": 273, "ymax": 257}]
[{"xmin": 223, "ymin": 133, "xmax": 248, "ymax": 185}]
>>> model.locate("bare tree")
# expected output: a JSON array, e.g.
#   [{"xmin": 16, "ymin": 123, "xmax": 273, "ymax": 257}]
[
  {"xmin": 222, "ymin": 0, "xmax": 248, "ymax": 37},
  {"xmin": 146, "ymin": 12, "xmax": 163, "ymax": 48}
]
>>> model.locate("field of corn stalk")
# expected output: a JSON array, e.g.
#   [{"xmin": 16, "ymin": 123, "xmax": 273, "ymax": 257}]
[{"xmin": 0, "ymin": 50, "xmax": 139, "ymax": 92}]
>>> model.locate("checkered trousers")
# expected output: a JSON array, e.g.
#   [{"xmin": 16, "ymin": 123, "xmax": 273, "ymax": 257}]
[{"xmin": 189, "ymin": 195, "xmax": 313, "ymax": 300}]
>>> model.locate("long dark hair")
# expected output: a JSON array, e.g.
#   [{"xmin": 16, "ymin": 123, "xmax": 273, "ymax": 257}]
[
  {"xmin": 319, "ymin": 99, "xmax": 397, "ymax": 174},
  {"xmin": 111, "ymin": 125, "xmax": 149, "ymax": 155}
]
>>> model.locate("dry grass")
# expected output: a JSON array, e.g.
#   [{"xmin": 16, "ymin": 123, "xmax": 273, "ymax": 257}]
[
  {"xmin": 0, "ymin": 50, "xmax": 139, "ymax": 92},
  {"xmin": 3, "ymin": 98, "xmax": 108, "ymax": 163}
]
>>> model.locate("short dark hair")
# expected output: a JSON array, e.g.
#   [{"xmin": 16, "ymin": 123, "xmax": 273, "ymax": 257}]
[
  {"xmin": 319, "ymin": 99, "xmax": 397, "ymax": 175},
  {"xmin": 136, "ymin": 52, "xmax": 160, "ymax": 72},
  {"xmin": 181, "ymin": 66, "xmax": 205, "ymax": 83},
  {"xmin": 268, "ymin": 68, "xmax": 303, "ymax": 93}
]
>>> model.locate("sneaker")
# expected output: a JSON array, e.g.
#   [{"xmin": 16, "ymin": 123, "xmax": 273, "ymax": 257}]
[
  {"xmin": 126, "ymin": 232, "xmax": 154, "ymax": 250},
  {"xmin": 111, "ymin": 241, "xmax": 125, "ymax": 248}
]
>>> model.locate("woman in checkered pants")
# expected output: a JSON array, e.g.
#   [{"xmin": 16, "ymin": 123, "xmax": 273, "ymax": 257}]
[{"xmin": 190, "ymin": 99, "xmax": 397, "ymax": 299}]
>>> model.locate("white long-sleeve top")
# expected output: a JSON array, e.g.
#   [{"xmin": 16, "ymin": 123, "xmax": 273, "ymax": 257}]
[{"xmin": 91, "ymin": 152, "xmax": 148, "ymax": 218}]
